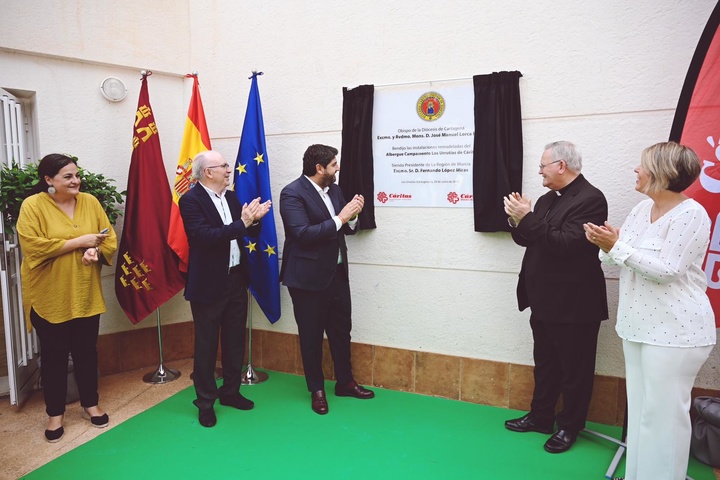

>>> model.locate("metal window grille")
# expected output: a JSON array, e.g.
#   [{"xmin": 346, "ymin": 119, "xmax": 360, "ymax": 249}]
[{"xmin": 0, "ymin": 91, "xmax": 27, "ymax": 167}]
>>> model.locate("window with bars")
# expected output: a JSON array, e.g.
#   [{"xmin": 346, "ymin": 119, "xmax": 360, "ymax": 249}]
[
  {"xmin": 0, "ymin": 88, "xmax": 36, "ymax": 168},
  {"xmin": 0, "ymin": 87, "xmax": 39, "ymax": 405}
]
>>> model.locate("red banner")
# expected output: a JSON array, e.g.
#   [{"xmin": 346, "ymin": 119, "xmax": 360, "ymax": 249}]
[
  {"xmin": 115, "ymin": 74, "xmax": 186, "ymax": 324},
  {"xmin": 671, "ymin": 3, "xmax": 720, "ymax": 326}
]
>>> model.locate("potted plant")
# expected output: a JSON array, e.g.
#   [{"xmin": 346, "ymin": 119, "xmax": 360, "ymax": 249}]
[{"xmin": 0, "ymin": 158, "xmax": 126, "ymax": 233}]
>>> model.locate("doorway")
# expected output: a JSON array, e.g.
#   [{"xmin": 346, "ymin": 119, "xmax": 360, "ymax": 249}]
[{"xmin": 0, "ymin": 87, "xmax": 40, "ymax": 405}]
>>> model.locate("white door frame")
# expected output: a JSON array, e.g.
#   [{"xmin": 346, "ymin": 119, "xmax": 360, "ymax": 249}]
[{"xmin": 1, "ymin": 88, "xmax": 39, "ymax": 405}]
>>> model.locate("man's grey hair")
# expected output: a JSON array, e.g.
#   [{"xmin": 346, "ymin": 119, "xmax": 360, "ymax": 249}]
[
  {"xmin": 544, "ymin": 141, "xmax": 582, "ymax": 173},
  {"xmin": 192, "ymin": 151, "xmax": 215, "ymax": 180}
]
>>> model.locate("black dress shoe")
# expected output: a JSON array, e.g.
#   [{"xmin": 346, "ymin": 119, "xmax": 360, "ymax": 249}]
[
  {"xmin": 505, "ymin": 413, "xmax": 554, "ymax": 434},
  {"xmin": 311, "ymin": 390, "xmax": 329, "ymax": 415},
  {"xmin": 544, "ymin": 429, "xmax": 578, "ymax": 453},
  {"xmin": 335, "ymin": 380, "xmax": 375, "ymax": 399},
  {"xmin": 198, "ymin": 407, "xmax": 217, "ymax": 428},
  {"xmin": 219, "ymin": 394, "xmax": 254, "ymax": 410},
  {"xmin": 44, "ymin": 426, "xmax": 64, "ymax": 443}
]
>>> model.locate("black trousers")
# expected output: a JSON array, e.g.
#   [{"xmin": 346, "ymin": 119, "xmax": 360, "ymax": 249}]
[
  {"xmin": 190, "ymin": 267, "xmax": 248, "ymax": 410},
  {"xmin": 529, "ymin": 315, "xmax": 601, "ymax": 432},
  {"xmin": 289, "ymin": 265, "xmax": 353, "ymax": 392},
  {"xmin": 30, "ymin": 309, "xmax": 100, "ymax": 417}
]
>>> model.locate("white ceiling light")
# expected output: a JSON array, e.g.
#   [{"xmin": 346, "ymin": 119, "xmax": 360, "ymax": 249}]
[{"xmin": 100, "ymin": 77, "xmax": 127, "ymax": 102}]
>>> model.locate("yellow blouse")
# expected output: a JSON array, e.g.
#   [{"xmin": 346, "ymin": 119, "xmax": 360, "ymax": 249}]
[{"xmin": 17, "ymin": 192, "xmax": 118, "ymax": 325}]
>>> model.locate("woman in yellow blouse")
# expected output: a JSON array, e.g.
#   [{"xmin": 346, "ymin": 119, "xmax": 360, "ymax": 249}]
[{"xmin": 17, "ymin": 154, "xmax": 117, "ymax": 443}]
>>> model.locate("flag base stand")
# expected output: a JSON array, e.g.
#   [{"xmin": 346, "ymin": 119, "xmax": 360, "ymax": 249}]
[
  {"xmin": 241, "ymin": 364, "xmax": 268, "ymax": 385},
  {"xmin": 142, "ymin": 309, "xmax": 181, "ymax": 385},
  {"xmin": 241, "ymin": 295, "xmax": 268, "ymax": 385},
  {"xmin": 583, "ymin": 401, "xmax": 694, "ymax": 480},
  {"xmin": 143, "ymin": 363, "xmax": 181, "ymax": 384},
  {"xmin": 583, "ymin": 399, "xmax": 629, "ymax": 479},
  {"xmin": 581, "ymin": 429, "xmax": 625, "ymax": 479}
]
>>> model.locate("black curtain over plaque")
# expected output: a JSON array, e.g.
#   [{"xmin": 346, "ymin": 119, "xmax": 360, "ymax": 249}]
[
  {"xmin": 340, "ymin": 84, "xmax": 377, "ymax": 230},
  {"xmin": 472, "ymin": 71, "xmax": 523, "ymax": 232}
]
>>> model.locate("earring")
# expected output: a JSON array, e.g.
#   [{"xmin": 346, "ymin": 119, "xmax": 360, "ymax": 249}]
[{"xmin": 47, "ymin": 186, "xmax": 56, "ymax": 195}]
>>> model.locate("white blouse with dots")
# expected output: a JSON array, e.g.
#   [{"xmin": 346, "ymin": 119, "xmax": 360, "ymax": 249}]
[{"xmin": 600, "ymin": 198, "xmax": 716, "ymax": 347}]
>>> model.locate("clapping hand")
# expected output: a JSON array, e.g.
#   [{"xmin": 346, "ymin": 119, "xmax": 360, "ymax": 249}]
[
  {"xmin": 503, "ymin": 192, "xmax": 532, "ymax": 225},
  {"xmin": 583, "ymin": 221, "xmax": 619, "ymax": 253},
  {"xmin": 339, "ymin": 194, "xmax": 364, "ymax": 223},
  {"xmin": 241, "ymin": 198, "xmax": 272, "ymax": 227}
]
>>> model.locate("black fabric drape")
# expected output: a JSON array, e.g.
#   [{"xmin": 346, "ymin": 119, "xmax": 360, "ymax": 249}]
[
  {"xmin": 340, "ymin": 84, "xmax": 377, "ymax": 229},
  {"xmin": 472, "ymin": 71, "xmax": 524, "ymax": 232}
]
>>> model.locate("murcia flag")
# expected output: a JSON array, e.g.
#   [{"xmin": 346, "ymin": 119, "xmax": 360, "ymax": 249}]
[
  {"xmin": 670, "ymin": 2, "xmax": 720, "ymax": 326},
  {"xmin": 115, "ymin": 73, "xmax": 186, "ymax": 324},
  {"xmin": 168, "ymin": 74, "xmax": 212, "ymax": 272},
  {"xmin": 233, "ymin": 72, "xmax": 281, "ymax": 323}
]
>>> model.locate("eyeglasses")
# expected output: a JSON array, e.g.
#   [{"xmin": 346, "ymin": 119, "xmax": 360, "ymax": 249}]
[
  {"xmin": 206, "ymin": 163, "xmax": 231, "ymax": 170},
  {"xmin": 538, "ymin": 159, "xmax": 563, "ymax": 170}
]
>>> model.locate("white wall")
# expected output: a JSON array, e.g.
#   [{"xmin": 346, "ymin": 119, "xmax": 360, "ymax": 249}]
[
  {"xmin": 2, "ymin": 0, "xmax": 719, "ymax": 387},
  {"xmin": 0, "ymin": 1, "xmax": 193, "ymax": 330}
]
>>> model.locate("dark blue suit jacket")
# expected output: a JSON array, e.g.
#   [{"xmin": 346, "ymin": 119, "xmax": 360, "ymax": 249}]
[
  {"xmin": 279, "ymin": 176, "xmax": 357, "ymax": 291},
  {"xmin": 179, "ymin": 184, "xmax": 261, "ymax": 303}
]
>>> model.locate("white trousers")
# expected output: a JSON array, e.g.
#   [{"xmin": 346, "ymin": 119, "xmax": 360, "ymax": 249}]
[{"xmin": 623, "ymin": 340, "xmax": 713, "ymax": 480}]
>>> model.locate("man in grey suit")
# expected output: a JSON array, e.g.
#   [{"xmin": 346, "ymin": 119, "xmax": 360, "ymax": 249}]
[
  {"xmin": 503, "ymin": 141, "xmax": 608, "ymax": 453},
  {"xmin": 279, "ymin": 144, "xmax": 374, "ymax": 415}
]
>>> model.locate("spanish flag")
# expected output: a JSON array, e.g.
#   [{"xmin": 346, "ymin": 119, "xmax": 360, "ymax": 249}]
[{"xmin": 168, "ymin": 74, "xmax": 211, "ymax": 272}]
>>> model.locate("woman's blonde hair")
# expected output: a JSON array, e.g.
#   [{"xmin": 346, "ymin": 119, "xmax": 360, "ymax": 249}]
[{"xmin": 639, "ymin": 141, "xmax": 701, "ymax": 194}]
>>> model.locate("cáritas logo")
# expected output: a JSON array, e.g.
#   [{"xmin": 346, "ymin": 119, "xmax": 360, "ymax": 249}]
[
  {"xmin": 447, "ymin": 192, "xmax": 473, "ymax": 204},
  {"xmin": 377, "ymin": 191, "xmax": 412, "ymax": 203}
]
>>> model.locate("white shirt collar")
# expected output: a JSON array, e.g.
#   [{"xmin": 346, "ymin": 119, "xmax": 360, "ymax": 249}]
[
  {"xmin": 198, "ymin": 180, "xmax": 227, "ymax": 198},
  {"xmin": 304, "ymin": 175, "xmax": 329, "ymax": 194}
]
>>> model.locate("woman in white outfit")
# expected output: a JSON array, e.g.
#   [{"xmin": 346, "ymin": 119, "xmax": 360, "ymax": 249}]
[{"xmin": 584, "ymin": 141, "xmax": 716, "ymax": 480}]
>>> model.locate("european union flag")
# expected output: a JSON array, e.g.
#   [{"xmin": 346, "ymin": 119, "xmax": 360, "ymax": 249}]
[{"xmin": 233, "ymin": 72, "xmax": 280, "ymax": 323}]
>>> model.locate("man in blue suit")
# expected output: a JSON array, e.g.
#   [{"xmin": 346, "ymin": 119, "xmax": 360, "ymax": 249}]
[
  {"xmin": 280, "ymin": 144, "xmax": 374, "ymax": 415},
  {"xmin": 180, "ymin": 150, "xmax": 271, "ymax": 428}
]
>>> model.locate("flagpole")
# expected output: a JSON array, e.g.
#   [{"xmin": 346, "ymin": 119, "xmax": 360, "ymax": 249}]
[
  {"xmin": 242, "ymin": 293, "xmax": 268, "ymax": 385},
  {"xmin": 143, "ymin": 308, "xmax": 181, "ymax": 384}
]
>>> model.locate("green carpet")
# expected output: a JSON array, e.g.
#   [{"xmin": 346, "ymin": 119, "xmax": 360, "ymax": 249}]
[{"xmin": 22, "ymin": 372, "xmax": 715, "ymax": 479}]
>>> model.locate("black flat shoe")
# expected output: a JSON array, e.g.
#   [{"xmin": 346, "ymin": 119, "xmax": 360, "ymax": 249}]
[
  {"xmin": 82, "ymin": 408, "xmax": 109, "ymax": 428},
  {"xmin": 44, "ymin": 426, "xmax": 64, "ymax": 443}
]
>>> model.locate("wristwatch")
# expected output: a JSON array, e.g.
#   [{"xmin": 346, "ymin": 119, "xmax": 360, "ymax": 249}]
[{"xmin": 507, "ymin": 217, "xmax": 518, "ymax": 228}]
